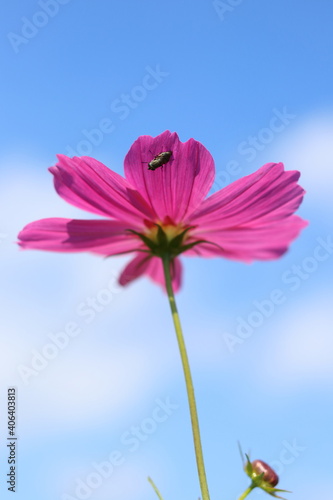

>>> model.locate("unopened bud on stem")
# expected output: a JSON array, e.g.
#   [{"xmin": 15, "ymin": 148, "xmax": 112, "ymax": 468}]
[{"xmin": 251, "ymin": 459, "xmax": 279, "ymax": 487}]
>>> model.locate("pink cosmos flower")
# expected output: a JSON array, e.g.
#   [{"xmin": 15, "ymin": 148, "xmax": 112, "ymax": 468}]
[{"xmin": 18, "ymin": 131, "xmax": 307, "ymax": 292}]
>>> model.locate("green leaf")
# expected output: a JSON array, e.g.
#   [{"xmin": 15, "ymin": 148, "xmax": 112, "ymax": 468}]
[{"xmin": 147, "ymin": 476, "xmax": 164, "ymax": 500}]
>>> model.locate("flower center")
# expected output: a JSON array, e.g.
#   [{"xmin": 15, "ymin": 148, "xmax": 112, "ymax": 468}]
[
  {"xmin": 128, "ymin": 219, "xmax": 203, "ymax": 259},
  {"xmin": 145, "ymin": 222, "xmax": 187, "ymax": 244}
]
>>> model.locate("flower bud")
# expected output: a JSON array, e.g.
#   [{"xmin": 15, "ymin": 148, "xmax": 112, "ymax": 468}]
[{"xmin": 251, "ymin": 459, "xmax": 279, "ymax": 487}]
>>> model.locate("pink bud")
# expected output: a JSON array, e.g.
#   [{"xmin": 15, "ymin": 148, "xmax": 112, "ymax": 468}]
[{"xmin": 251, "ymin": 460, "xmax": 279, "ymax": 487}]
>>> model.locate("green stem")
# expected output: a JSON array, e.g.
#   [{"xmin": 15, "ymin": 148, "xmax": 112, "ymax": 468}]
[
  {"xmin": 162, "ymin": 255, "xmax": 210, "ymax": 500},
  {"xmin": 237, "ymin": 484, "xmax": 256, "ymax": 500},
  {"xmin": 148, "ymin": 476, "xmax": 165, "ymax": 500}
]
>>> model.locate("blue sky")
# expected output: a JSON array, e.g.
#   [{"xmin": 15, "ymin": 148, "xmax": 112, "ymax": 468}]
[{"xmin": 1, "ymin": 1, "xmax": 333, "ymax": 500}]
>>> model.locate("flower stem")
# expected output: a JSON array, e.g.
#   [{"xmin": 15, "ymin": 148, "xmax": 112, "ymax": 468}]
[
  {"xmin": 237, "ymin": 484, "xmax": 256, "ymax": 500},
  {"xmin": 162, "ymin": 255, "xmax": 210, "ymax": 500}
]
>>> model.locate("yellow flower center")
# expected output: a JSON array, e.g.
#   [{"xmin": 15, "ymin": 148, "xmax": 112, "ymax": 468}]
[{"xmin": 145, "ymin": 222, "xmax": 188, "ymax": 244}]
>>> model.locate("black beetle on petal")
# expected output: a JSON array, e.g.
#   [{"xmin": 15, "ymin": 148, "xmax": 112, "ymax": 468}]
[{"xmin": 147, "ymin": 151, "xmax": 173, "ymax": 170}]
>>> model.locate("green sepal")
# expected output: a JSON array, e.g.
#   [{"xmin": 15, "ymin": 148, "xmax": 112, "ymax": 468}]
[
  {"xmin": 262, "ymin": 487, "xmax": 291, "ymax": 500},
  {"xmin": 168, "ymin": 226, "xmax": 194, "ymax": 249},
  {"xmin": 126, "ymin": 229, "xmax": 159, "ymax": 253},
  {"xmin": 173, "ymin": 240, "xmax": 208, "ymax": 255},
  {"xmin": 104, "ymin": 248, "xmax": 150, "ymax": 258},
  {"xmin": 157, "ymin": 225, "xmax": 168, "ymax": 246},
  {"xmin": 244, "ymin": 454, "xmax": 252, "ymax": 474},
  {"xmin": 127, "ymin": 225, "xmax": 217, "ymax": 259}
]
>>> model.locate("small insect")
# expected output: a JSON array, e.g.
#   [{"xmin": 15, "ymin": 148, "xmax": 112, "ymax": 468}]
[{"xmin": 147, "ymin": 151, "xmax": 173, "ymax": 171}]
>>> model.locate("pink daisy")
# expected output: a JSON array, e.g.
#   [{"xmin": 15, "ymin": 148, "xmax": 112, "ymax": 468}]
[{"xmin": 18, "ymin": 130, "xmax": 307, "ymax": 292}]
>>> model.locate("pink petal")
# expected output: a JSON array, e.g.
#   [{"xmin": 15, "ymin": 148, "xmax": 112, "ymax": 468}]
[
  {"xmin": 118, "ymin": 253, "xmax": 152, "ymax": 285},
  {"xmin": 185, "ymin": 162, "xmax": 308, "ymax": 262},
  {"xmin": 186, "ymin": 215, "xmax": 308, "ymax": 262},
  {"xmin": 189, "ymin": 163, "xmax": 305, "ymax": 228},
  {"xmin": 50, "ymin": 155, "xmax": 155, "ymax": 225},
  {"xmin": 124, "ymin": 131, "xmax": 215, "ymax": 224},
  {"xmin": 119, "ymin": 253, "xmax": 182, "ymax": 292},
  {"xmin": 18, "ymin": 218, "xmax": 141, "ymax": 255}
]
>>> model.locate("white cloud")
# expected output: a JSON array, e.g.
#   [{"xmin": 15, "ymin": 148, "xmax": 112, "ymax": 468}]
[
  {"xmin": 0, "ymin": 158, "xmax": 96, "ymax": 247},
  {"xmin": 269, "ymin": 111, "xmax": 333, "ymax": 204},
  {"xmin": 19, "ymin": 346, "xmax": 159, "ymax": 431},
  {"xmin": 59, "ymin": 461, "xmax": 154, "ymax": 500},
  {"xmin": 263, "ymin": 292, "xmax": 333, "ymax": 386}
]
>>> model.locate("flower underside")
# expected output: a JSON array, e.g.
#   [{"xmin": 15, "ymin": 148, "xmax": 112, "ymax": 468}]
[{"xmin": 17, "ymin": 130, "xmax": 308, "ymax": 292}]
